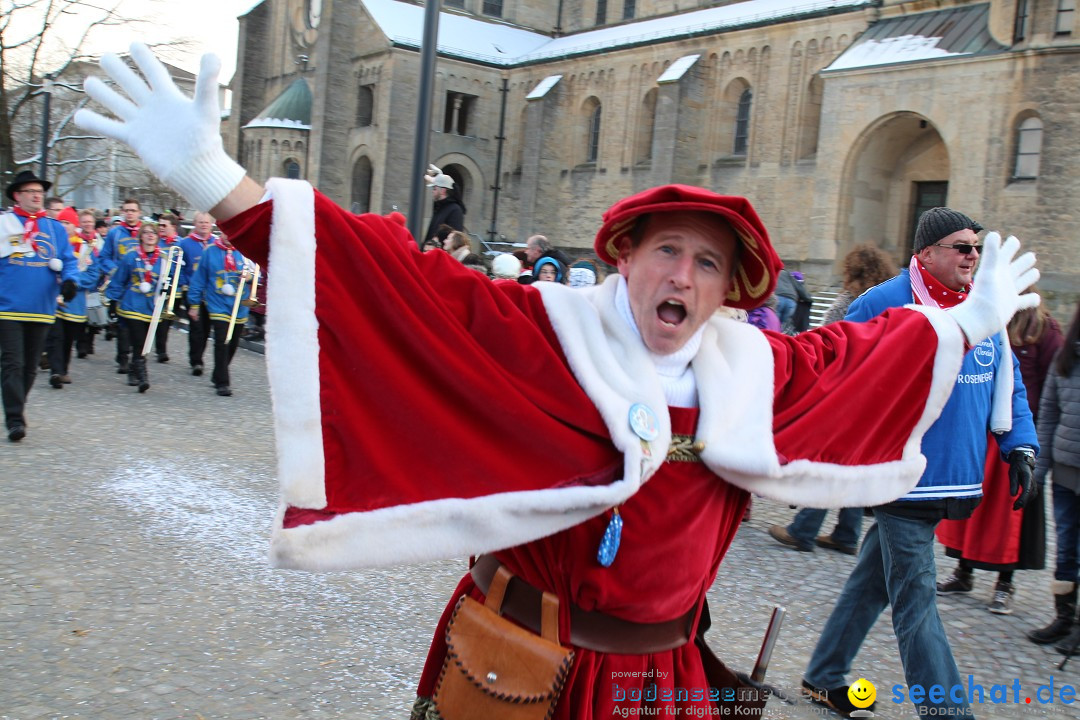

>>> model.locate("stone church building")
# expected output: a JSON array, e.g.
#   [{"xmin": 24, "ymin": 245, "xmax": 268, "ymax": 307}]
[{"xmin": 224, "ymin": 0, "xmax": 1078, "ymax": 309}]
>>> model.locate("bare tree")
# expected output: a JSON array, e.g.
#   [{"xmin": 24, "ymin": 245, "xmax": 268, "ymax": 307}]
[{"xmin": 0, "ymin": 0, "xmax": 190, "ymax": 202}]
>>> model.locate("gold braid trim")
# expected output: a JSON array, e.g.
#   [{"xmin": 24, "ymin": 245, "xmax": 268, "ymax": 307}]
[
  {"xmin": 667, "ymin": 434, "xmax": 704, "ymax": 463},
  {"xmin": 411, "ymin": 696, "xmax": 441, "ymax": 720}
]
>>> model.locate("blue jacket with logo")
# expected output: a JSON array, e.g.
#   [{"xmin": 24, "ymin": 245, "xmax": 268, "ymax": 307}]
[
  {"xmin": 56, "ymin": 261, "xmax": 105, "ymax": 323},
  {"xmin": 100, "ymin": 223, "xmax": 142, "ymax": 275},
  {"xmin": 847, "ymin": 269, "xmax": 1037, "ymax": 510},
  {"xmin": 187, "ymin": 244, "xmax": 251, "ymax": 323},
  {"xmin": 0, "ymin": 210, "xmax": 79, "ymax": 323},
  {"xmin": 105, "ymin": 247, "xmax": 169, "ymax": 322}
]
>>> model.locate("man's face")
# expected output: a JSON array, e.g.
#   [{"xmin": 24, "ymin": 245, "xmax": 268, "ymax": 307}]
[
  {"xmin": 46, "ymin": 200, "xmax": 64, "ymax": 219},
  {"xmin": 122, "ymin": 203, "xmax": 141, "ymax": 225},
  {"xmin": 159, "ymin": 219, "xmax": 176, "ymax": 238},
  {"xmin": 194, "ymin": 216, "xmax": 214, "ymax": 236},
  {"xmin": 525, "ymin": 238, "xmax": 542, "ymax": 263},
  {"xmin": 918, "ymin": 228, "xmax": 980, "ymax": 292},
  {"xmin": 432, "ymin": 186, "xmax": 447, "ymax": 202},
  {"xmin": 617, "ymin": 211, "xmax": 737, "ymax": 355},
  {"xmin": 13, "ymin": 184, "xmax": 45, "ymax": 214},
  {"xmin": 79, "ymin": 215, "xmax": 96, "ymax": 235}
]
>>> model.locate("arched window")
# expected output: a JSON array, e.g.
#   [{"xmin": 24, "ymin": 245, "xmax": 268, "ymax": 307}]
[
  {"xmin": 1013, "ymin": 117, "xmax": 1043, "ymax": 179},
  {"xmin": 351, "ymin": 157, "xmax": 373, "ymax": 213},
  {"xmin": 285, "ymin": 160, "xmax": 301, "ymax": 179},
  {"xmin": 586, "ymin": 99, "xmax": 602, "ymax": 163},
  {"xmin": 733, "ymin": 89, "xmax": 752, "ymax": 156},
  {"xmin": 635, "ymin": 89, "xmax": 657, "ymax": 162},
  {"xmin": 356, "ymin": 85, "xmax": 374, "ymax": 127}
]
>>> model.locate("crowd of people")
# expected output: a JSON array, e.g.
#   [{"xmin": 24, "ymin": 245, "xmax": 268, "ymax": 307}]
[{"xmin": 1, "ymin": 170, "xmax": 261, "ymax": 442}]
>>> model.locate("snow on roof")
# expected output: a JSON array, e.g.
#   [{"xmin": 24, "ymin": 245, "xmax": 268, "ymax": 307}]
[
  {"xmin": 526, "ymin": 75, "xmax": 562, "ymax": 100},
  {"xmin": 658, "ymin": 54, "xmax": 700, "ymax": 83},
  {"xmin": 361, "ymin": 0, "xmax": 871, "ymax": 66},
  {"xmin": 824, "ymin": 4, "xmax": 1005, "ymax": 72},
  {"xmin": 826, "ymin": 34, "xmax": 965, "ymax": 70}
]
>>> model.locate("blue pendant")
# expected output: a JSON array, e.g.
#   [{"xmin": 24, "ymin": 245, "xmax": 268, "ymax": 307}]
[{"xmin": 596, "ymin": 509, "xmax": 623, "ymax": 568}]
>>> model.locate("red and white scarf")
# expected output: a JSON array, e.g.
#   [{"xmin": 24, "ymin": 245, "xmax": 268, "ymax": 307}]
[
  {"xmin": 14, "ymin": 209, "xmax": 47, "ymax": 255},
  {"xmin": 137, "ymin": 245, "xmax": 161, "ymax": 288},
  {"xmin": 214, "ymin": 238, "xmax": 237, "ymax": 271}
]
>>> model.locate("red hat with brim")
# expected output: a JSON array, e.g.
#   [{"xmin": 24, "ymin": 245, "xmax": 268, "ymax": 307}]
[{"xmin": 593, "ymin": 184, "xmax": 782, "ymax": 310}]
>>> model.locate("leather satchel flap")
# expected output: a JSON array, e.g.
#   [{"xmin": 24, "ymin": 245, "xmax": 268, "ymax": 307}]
[{"xmin": 445, "ymin": 596, "xmax": 574, "ymax": 702}]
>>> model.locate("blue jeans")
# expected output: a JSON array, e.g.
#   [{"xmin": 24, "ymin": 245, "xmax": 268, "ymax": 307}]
[
  {"xmin": 805, "ymin": 509, "xmax": 972, "ymax": 717},
  {"xmin": 789, "ymin": 507, "xmax": 864, "ymax": 549},
  {"xmin": 775, "ymin": 295, "xmax": 796, "ymax": 327},
  {"xmin": 1052, "ymin": 479, "xmax": 1080, "ymax": 583}
]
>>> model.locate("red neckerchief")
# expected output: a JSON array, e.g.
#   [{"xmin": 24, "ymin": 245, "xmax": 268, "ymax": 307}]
[
  {"xmin": 161, "ymin": 234, "xmax": 178, "ymax": 246},
  {"xmin": 187, "ymin": 232, "xmax": 211, "ymax": 247},
  {"xmin": 79, "ymin": 230, "xmax": 100, "ymax": 256},
  {"xmin": 214, "ymin": 238, "xmax": 237, "ymax": 271},
  {"xmin": 13, "ymin": 208, "xmax": 47, "ymax": 254},
  {"xmin": 909, "ymin": 256, "xmax": 969, "ymax": 309},
  {"xmin": 125, "ymin": 223, "xmax": 141, "ymax": 238},
  {"xmin": 136, "ymin": 245, "xmax": 161, "ymax": 286}
]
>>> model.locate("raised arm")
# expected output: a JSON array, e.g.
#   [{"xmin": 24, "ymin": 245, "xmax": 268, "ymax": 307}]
[{"xmin": 75, "ymin": 43, "xmax": 261, "ymax": 221}]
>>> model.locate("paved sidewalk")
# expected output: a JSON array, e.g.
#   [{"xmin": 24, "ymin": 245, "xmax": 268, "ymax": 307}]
[{"xmin": 1, "ymin": 332, "xmax": 1075, "ymax": 719}]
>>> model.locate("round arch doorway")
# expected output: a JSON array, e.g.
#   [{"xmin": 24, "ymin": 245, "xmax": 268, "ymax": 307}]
[{"xmin": 836, "ymin": 112, "xmax": 950, "ymax": 267}]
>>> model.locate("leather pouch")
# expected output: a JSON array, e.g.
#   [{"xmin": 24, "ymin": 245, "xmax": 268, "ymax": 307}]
[{"xmin": 433, "ymin": 566, "xmax": 574, "ymax": 720}]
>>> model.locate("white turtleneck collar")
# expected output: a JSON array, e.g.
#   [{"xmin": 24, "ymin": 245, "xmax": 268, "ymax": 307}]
[{"xmin": 615, "ymin": 275, "xmax": 702, "ymax": 408}]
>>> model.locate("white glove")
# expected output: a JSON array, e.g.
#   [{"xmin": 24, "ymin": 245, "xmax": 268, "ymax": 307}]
[
  {"xmin": 947, "ymin": 232, "xmax": 1041, "ymax": 345},
  {"xmin": 74, "ymin": 42, "xmax": 246, "ymax": 212}
]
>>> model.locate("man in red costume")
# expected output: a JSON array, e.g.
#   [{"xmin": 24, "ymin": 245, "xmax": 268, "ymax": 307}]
[{"xmin": 76, "ymin": 44, "xmax": 1042, "ymax": 719}]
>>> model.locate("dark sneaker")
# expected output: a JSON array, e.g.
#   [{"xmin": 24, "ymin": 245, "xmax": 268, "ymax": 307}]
[
  {"xmin": 8, "ymin": 425, "xmax": 26, "ymax": 442},
  {"xmin": 988, "ymin": 582, "xmax": 1014, "ymax": 615},
  {"xmin": 216, "ymin": 385, "xmax": 232, "ymax": 397},
  {"xmin": 769, "ymin": 525, "xmax": 814, "ymax": 552},
  {"xmin": 49, "ymin": 374, "xmax": 63, "ymax": 389},
  {"xmin": 937, "ymin": 571, "xmax": 974, "ymax": 595},
  {"xmin": 816, "ymin": 535, "xmax": 857, "ymax": 555},
  {"xmin": 191, "ymin": 364, "xmax": 204, "ymax": 377},
  {"xmin": 127, "ymin": 372, "xmax": 140, "ymax": 386},
  {"xmin": 138, "ymin": 380, "xmax": 150, "ymax": 393},
  {"xmin": 117, "ymin": 359, "xmax": 130, "ymax": 374},
  {"xmin": 802, "ymin": 680, "xmax": 875, "ymax": 718},
  {"xmin": 1055, "ymin": 625, "xmax": 1080, "ymax": 656},
  {"xmin": 157, "ymin": 354, "xmax": 169, "ymax": 363}
]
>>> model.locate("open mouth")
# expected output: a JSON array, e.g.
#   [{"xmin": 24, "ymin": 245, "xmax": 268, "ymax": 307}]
[{"xmin": 657, "ymin": 300, "xmax": 687, "ymax": 327}]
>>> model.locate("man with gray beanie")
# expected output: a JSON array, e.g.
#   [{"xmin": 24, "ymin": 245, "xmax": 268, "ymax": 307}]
[{"xmin": 802, "ymin": 207, "xmax": 1037, "ymax": 718}]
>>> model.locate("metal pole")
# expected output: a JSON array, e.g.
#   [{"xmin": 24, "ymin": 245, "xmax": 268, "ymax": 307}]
[
  {"xmin": 487, "ymin": 77, "xmax": 508, "ymax": 245},
  {"xmin": 407, "ymin": 0, "xmax": 442, "ymax": 248},
  {"xmin": 39, "ymin": 75, "xmax": 52, "ymax": 180}
]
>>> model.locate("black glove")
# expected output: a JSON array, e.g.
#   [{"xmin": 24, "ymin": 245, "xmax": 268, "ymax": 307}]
[
  {"xmin": 60, "ymin": 279, "xmax": 78, "ymax": 302},
  {"xmin": 1008, "ymin": 449, "xmax": 1037, "ymax": 511},
  {"xmin": 108, "ymin": 299, "xmax": 119, "ymax": 323}
]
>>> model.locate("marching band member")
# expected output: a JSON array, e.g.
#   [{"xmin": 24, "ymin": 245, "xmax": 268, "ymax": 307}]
[
  {"xmin": 46, "ymin": 208, "xmax": 103, "ymax": 387},
  {"xmin": 105, "ymin": 223, "xmax": 166, "ymax": 393},
  {"xmin": 0, "ymin": 171, "xmax": 79, "ymax": 441},
  {"xmin": 75, "ymin": 209, "xmax": 106, "ymax": 358},
  {"xmin": 179, "ymin": 211, "xmax": 213, "ymax": 375},
  {"xmin": 152, "ymin": 213, "xmax": 182, "ymax": 363},
  {"xmin": 187, "ymin": 232, "xmax": 251, "ymax": 396},
  {"xmin": 100, "ymin": 198, "xmax": 144, "ymax": 375}
]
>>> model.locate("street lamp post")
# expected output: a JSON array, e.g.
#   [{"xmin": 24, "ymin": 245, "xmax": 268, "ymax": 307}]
[{"xmin": 39, "ymin": 74, "xmax": 54, "ymax": 180}]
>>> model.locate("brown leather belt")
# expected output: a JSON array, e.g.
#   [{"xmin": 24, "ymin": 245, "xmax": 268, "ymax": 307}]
[{"xmin": 469, "ymin": 554, "xmax": 694, "ymax": 654}]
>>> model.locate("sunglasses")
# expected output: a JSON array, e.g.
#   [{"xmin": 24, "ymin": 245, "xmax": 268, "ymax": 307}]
[{"xmin": 934, "ymin": 243, "xmax": 982, "ymax": 255}]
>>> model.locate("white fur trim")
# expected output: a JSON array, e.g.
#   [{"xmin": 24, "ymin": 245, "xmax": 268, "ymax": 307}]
[{"xmin": 264, "ymin": 179, "xmax": 326, "ymax": 508}]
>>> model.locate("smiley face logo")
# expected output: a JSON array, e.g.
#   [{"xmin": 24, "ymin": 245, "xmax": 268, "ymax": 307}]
[{"xmin": 848, "ymin": 678, "xmax": 876, "ymax": 709}]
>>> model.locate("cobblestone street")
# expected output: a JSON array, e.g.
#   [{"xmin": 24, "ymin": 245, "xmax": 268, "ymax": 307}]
[{"xmin": 1, "ymin": 332, "xmax": 1075, "ymax": 719}]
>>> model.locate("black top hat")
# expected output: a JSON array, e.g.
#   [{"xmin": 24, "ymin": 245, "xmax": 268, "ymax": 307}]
[{"xmin": 5, "ymin": 170, "xmax": 52, "ymax": 201}]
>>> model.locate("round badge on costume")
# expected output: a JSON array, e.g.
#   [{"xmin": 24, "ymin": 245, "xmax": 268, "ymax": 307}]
[
  {"xmin": 138, "ymin": 281, "xmax": 152, "ymax": 294},
  {"xmin": 628, "ymin": 403, "xmax": 658, "ymax": 441},
  {"xmin": 48, "ymin": 257, "xmax": 63, "ymax": 272},
  {"xmin": 222, "ymin": 283, "xmax": 236, "ymax": 296}
]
